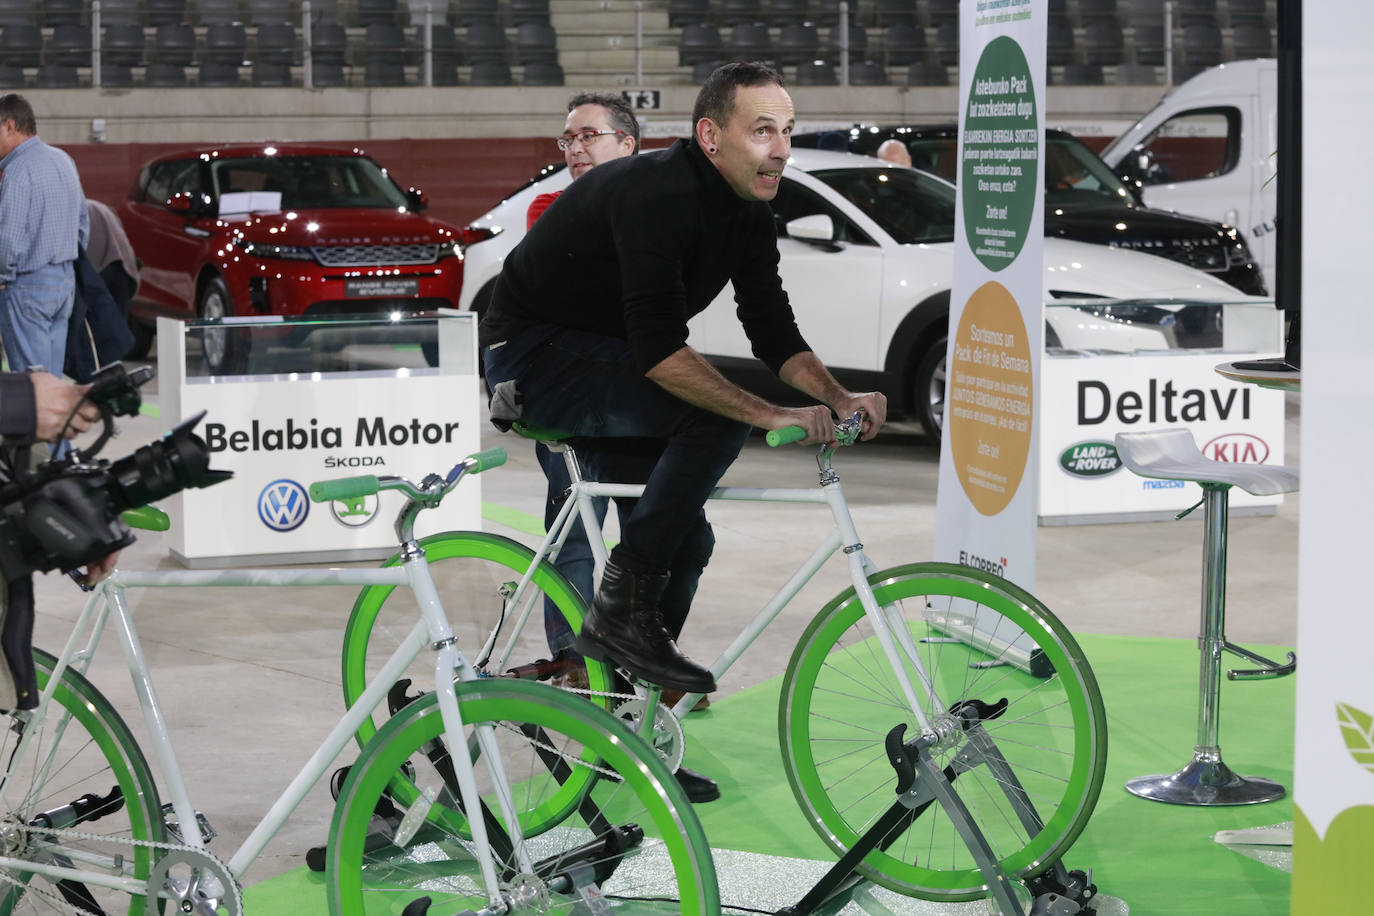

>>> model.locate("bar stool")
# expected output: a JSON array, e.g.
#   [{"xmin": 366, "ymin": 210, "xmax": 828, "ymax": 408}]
[{"xmin": 1114, "ymin": 428, "xmax": 1298, "ymax": 805}]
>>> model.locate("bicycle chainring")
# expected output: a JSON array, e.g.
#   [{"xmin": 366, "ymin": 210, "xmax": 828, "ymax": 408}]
[
  {"xmin": 145, "ymin": 848, "xmax": 242, "ymax": 916},
  {"xmin": 612, "ymin": 697, "xmax": 686, "ymax": 772}
]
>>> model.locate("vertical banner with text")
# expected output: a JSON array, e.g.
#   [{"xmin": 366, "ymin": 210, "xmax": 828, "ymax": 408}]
[
  {"xmin": 1291, "ymin": 5, "xmax": 1374, "ymax": 911},
  {"xmin": 934, "ymin": 0, "xmax": 1046, "ymax": 595}
]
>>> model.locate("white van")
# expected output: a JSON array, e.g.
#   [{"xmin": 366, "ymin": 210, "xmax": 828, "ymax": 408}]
[{"xmin": 1099, "ymin": 59, "xmax": 1277, "ymax": 291}]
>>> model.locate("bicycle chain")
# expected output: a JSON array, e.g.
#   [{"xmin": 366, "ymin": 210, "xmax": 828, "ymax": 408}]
[{"xmin": 2, "ymin": 822, "xmax": 243, "ymax": 916}]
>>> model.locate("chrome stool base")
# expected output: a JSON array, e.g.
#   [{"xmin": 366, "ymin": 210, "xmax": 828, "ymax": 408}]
[{"xmin": 1126, "ymin": 752, "xmax": 1286, "ymax": 806}]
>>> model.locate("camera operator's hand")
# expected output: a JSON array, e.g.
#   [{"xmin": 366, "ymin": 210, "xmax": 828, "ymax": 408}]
[
  {"xmin": 31, "ymin": 372, "xmax": 100, "ymax": 441},
  {"xmin": 74, "ymin": 551, "xmax": 120, "ymax": 588}
]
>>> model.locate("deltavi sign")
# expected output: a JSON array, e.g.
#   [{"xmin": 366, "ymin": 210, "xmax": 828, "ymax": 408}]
[
  {"xmin": 1039, "ymin": 353, "xmax": 1285, "ymax": 522},
  {"xmin": 1076, "ymin": 378, "xmax": 1254, "ymax": 426}
]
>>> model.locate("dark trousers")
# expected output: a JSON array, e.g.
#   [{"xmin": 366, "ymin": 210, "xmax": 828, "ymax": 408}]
[{"xmin": 485, "ymin": 324, "xmax": 744, "ymax": 628}]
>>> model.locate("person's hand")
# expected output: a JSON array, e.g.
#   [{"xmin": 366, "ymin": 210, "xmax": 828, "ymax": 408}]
[
  {"xmin": 833, "ymin": 391, "xmax": 887, "ymax": 441},
  {"xmin": 770, "ymin": 404, "xmax": 837, "ymax": 445},
  {"xmin": 31, "ymin": 373, "xmax": 98, "ymax": 442},
  {"xmin": 74, "ymin": 551, "xmax": 120, "ymax": 588}
]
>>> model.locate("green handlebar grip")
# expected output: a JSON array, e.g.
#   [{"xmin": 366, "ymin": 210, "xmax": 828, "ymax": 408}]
[
  {"xmin": 122, "ymin": 505, "xmax": 171, "ymax": 532},
  {"xmin": 310, "ymin": 475, "xmax": 380, "ymax": 503},
  {"xmin": 466, "ymin": 448, "xmax": 508, "ymax": 473},
  {"xmin": 766, "ymin": 426, "xmax": 807, "ymax": 447}
]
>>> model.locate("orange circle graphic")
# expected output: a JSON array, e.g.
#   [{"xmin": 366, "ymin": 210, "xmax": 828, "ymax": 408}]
[{"xmin": 947, "ymin": 281, "xmax": 1034, "ymax": 516}]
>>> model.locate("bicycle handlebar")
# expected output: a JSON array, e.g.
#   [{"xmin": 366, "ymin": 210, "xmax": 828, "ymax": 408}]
[
  {"xmin": 309, "ymin": 475, "xmax": 380, "ymax": 503},
  {"xmin": 765, "ymin": 426, "xmax": 808, "ymax": 447},
  {"xmin": 766, "ymin": 410, "xmax": 866, "ymax": 449},
  {"xmin": 463, "ymin": 447, "xmax": 509, "ymax": 475},
  {"xmin": 309, "ymin": 448, "xmax": 509, "ymax": 504}
]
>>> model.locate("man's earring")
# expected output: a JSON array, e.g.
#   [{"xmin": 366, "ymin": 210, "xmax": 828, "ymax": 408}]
[{"xmin": 708, "ymin": 146, "xmax": 716, "ymax": 153}]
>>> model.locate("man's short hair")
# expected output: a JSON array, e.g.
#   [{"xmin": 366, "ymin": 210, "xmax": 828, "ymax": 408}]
[
  {"xmin": 0, "ymin": 94, "xmax": 37, "ymax": 135},
  {"xmin": 691, "ymin": 61, "xmax": 785, "ymax": 130},
  {"xmin": 567, "ymin": 92, "xmax": 641, "ymax": 151}
]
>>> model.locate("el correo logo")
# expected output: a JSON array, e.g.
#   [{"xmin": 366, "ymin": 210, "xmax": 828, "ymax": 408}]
[{"xmin": 1059, "ymin": 440, "xmax": 1121, "ymax": 477}]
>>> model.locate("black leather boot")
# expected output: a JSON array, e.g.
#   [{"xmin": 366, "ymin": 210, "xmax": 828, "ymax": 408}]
[{"xmin": 574, "ymin": 560, "xmax": 717, "ymax": 694}]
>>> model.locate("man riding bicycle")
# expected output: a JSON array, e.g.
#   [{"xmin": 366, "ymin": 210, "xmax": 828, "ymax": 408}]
[{"xmin": 480, "ymin": 63, "xmax": 887, "ymax": 769}]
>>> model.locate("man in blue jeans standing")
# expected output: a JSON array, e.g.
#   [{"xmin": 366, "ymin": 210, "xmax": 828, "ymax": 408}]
[
  {"xmin": 481, "ymin": 64, "xmax": 886, "ymax": 798},
  {"xmin": 0, "ymin": 95, "xmax": 89, "ymax": 375}
]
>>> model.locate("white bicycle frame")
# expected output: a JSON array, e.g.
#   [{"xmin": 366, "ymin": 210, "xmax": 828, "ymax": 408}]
[
  {"xmin": 0, "ymin": 553, "xmax": 530, "ymax": 909},
  {"xmin": 489, "ymin": 442, "xmax": 941, "ymax": 732}
]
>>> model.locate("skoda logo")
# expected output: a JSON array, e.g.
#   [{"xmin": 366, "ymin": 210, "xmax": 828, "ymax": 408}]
[
  {"xmin": 258, "ymin": 479, "xmax": 310, "ymax": 532},
  {"xmin": 330, "ymin": 493, "xmax": 379, "ymax": 528}
]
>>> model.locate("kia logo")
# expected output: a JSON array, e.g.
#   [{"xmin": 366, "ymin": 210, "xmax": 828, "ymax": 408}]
[
  {"xmin": 258, "ymin": 479, "xmax": 310, "ymax": 532},
  {"xmin": 1202, "ymin": 433, "xmax": 1270, "ymax": 464}
]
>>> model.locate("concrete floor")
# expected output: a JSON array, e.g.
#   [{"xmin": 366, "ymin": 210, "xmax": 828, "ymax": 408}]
[{"xmin": 26, "ymin": 365, "xmax": 1300, "ymax": 888}]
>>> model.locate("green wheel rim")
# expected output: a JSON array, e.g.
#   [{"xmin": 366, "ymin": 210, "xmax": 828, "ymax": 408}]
[
  {"xmin": 327, "ymin": 678, "xmax": 718, "ymax": 915},
  {"xmin": 340, "ymin": 530, "xmax": 613, "ymax": 752},
  {"xmin": 780, "ymin": 562, "xmax": 1107, "ymax": 899},
  {"xmin": 2, "ymin": 651, "xmax": 165, "ymax": 916}
]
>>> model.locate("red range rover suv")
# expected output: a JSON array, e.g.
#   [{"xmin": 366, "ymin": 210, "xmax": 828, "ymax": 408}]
[{"xmin": 118, "ymin": 142, "xmax": 463, "ymax": 371}]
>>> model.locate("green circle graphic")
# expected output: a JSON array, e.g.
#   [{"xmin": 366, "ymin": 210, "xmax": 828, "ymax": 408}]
[{"xmin": 962, "ymin": 35, "xmax": 1039, "ymax": 271}]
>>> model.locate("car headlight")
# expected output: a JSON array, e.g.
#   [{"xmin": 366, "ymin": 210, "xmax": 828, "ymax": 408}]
[{"xmin": 231, "ymin": 239, "xmax": 317, "ymax": 261}]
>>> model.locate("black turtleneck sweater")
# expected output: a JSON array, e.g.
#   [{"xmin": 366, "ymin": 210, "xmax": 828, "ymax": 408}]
[{"xmin": 479, "ymin": 139, "xmax": 811, "ymax": 376}]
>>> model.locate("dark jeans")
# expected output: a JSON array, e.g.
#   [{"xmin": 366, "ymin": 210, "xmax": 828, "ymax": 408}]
[{"xmin": 485, "ymin": 324, "xmax": 744, "ymax": 635}]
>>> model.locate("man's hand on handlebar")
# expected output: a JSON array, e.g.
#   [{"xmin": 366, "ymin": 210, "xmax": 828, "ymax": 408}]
[
  {"xmin": 832, "ymin": 391, "xmax": 887, "ymax": 441},
  {"xmin": 771, "ymin": 405, "xmax": 838, "ymax": 445},
  {"xmin": 73, "ymin": 551, "xmax": 120, "ymax": 588}
]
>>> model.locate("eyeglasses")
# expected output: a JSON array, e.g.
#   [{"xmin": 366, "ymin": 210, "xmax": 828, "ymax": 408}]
[{"xmin": 556, "ymin": 130, "xmax": 625, "ymax": 152}]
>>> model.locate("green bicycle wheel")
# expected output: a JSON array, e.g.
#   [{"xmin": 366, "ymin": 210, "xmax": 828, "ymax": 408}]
[
  {"xmin": 0, "ymin": 650, "xmax": 165, "ymax": 916},
  {"xmin": 340, "ymin": 531, "xmax": 616, "ymax": 753},
  {"xmin": 327, "ymin": 678, "xmax": 718, "ymax": 916},
  {"xmin": 780, "ymin": 563, "xmax": 1107, "ymax": 900}
]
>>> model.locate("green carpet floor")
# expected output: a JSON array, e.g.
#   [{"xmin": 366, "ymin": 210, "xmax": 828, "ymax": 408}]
[{"xmin": 245, "ymin": 632, "xmax": 1295, "ymax": 914}]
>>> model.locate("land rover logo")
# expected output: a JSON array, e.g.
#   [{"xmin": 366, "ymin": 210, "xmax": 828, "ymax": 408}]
[{"xmin": 1059, "ymin": 441, "xmax": 1122, "ymax": 477}]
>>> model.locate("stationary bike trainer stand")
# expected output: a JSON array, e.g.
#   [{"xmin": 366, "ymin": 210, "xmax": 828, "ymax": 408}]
[{"xmin": 777, "ymin": 705, "xmax": 1099, "ymax": 916}]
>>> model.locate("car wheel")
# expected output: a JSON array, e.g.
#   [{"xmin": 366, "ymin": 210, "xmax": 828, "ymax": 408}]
[
  {"xmin": 126, "ymin": 318, "xmax": 154, "ymax": 361},
  {"xmin": 912, "ymin": 336, "xmax": 948, "ymax": 441},
  {"xmin": 197, "ymin": 276, "xmax": 248, "ymax": 374}
]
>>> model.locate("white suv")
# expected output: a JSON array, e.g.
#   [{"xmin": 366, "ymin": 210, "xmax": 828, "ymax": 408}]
[{"xmin": 459, "ymin": 148, "xmax": 1251, "ymax": 439}]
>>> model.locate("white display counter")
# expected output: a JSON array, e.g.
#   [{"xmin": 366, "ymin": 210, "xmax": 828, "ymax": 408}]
[
  {"xmin": 157, "ymin": 311, "xmax": 482, "ymax": 567},
  {"xmin": 1038, "ymin": 299, "xmax": 1287, "ymax": 525}
]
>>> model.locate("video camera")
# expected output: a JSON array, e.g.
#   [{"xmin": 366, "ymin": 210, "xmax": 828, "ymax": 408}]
[{"xmin": 0, "ymin": 363, "xmax": 232, "ymax": 581}]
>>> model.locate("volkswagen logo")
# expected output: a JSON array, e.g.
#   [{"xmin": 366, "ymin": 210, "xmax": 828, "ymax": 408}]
[{"xmin": 258, "ymin": 479, "xmax": 310, "ymax": 532}]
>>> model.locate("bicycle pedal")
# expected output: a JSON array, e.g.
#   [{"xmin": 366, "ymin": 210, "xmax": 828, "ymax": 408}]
[
  {"xmin": 160, "ymin": 803, "xmax": 216, "ymax": 844},
  {"xmin": 503, "ymin": 653, "xmax": 581, "ymax": 682}
]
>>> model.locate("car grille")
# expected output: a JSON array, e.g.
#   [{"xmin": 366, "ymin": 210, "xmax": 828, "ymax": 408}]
[
  {"xmin": 304, "ymin": 298, "xmax": 454, "ymax": 316},
  {"xmin": 1109, "ymin": 238, "xmax": 1241, "ymax": 274},
  {"xmin": 312, "ymin": 243, "xmax": 443, "ymax": 266}
]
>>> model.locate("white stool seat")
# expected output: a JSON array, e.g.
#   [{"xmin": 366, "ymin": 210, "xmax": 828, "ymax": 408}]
[{"xmin": 1115, "ymin": 429, "xmax": 1299, "ymax": 496}]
